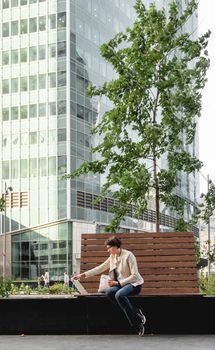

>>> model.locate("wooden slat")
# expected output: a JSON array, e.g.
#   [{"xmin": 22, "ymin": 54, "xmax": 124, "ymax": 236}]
[
  {"xmin": 82, "ymin": 237, "xmax": 194, "ymax": 245},
  {"xmin": 82, "ymin": 232, "xmax": 193, "ymax": 239},
  {"xmin": 81, "ymin": 244, "xmax": 195, "ymax": 257},
  {"xmin": 141, "ymin": 268, "xmax": 197, "ymax": 275},
  {"xmin": 81, "ymin": 255, "xmax": 196, "ymax": 263}
]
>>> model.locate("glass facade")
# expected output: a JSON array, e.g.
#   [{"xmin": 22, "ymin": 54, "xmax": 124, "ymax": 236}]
[
  {"xmin": 0, "ymin": 0, "xmax": 199, "ymax": 279},
  {"xmin": 11, "ymin": 222, "xmax": 72, "ymax": 281}
]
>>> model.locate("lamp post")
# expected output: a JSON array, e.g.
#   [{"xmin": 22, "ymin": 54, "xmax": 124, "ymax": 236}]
[{"xmin": 2, "ymin": 183, "xmax": 13, "ymax": 280}]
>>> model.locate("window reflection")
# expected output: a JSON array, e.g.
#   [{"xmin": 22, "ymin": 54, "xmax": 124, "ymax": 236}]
[
  {"xmin": 1, "ymin": 52, "xmax": 9, "ymax": 65},
  {"xmin": 20, "ymin": 19, "xmax": 28, "ymax": 34},
  {"xmin": 58, "ymin": 12, "xmax": 66, "ymax": 28}
]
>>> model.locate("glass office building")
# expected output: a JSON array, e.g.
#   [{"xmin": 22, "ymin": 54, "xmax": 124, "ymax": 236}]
[{"xmin": 0, "ymin": 0, "xmax": 199, "ymax": 281}]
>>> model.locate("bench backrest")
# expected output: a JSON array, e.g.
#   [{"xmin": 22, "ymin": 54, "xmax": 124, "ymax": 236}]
[{"xmin": 80, "ymin": 232, "xmax": 199, "ymax": 295}]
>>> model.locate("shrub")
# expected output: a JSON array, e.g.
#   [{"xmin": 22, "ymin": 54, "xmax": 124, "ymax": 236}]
[
  {"xmin": 198, "ymin": 272, "xmax": 215, "ymax": 295},
  {"xmin": 0, "ymin": 276, "xmax": 13, "ymax": 297}
]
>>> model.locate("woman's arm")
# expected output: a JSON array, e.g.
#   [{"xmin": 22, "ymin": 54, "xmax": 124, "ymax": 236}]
[{"xmin": 72, "ymin": 257, "xmax": 110, "ymax": 280}]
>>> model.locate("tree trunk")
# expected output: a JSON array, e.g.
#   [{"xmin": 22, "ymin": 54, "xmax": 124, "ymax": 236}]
[{"xmin": 153, "ymin": 151, "xmax": 160, "ymax": 232}]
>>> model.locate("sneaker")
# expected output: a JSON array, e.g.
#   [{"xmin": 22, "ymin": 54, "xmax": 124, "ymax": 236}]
[
  {"xmin": 138, "ymin": 322, "xmax": 145, "ymax": 337},
  {"xmin": 137, "ymin": 308, "xmax": 146, "ymax": 325}
]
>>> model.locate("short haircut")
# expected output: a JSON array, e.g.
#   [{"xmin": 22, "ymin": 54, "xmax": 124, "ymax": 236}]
[{"xmin": 105, "ymin": 236, "xmax": 122, "ymax": 248}]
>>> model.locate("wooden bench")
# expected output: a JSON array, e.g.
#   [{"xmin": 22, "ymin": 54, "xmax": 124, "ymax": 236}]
[{"xmin": 80, "ymin": 232, "xmax": 199, "ymax": 295}]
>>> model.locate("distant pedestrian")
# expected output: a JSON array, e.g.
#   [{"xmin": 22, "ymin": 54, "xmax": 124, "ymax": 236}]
[
  {"xmin": 41, "ymin": 270, "xmax": 49, "ymax": 288},
  {"xmin": 64, "ymin": 272, "xmax": 69, "ymax": 287}
]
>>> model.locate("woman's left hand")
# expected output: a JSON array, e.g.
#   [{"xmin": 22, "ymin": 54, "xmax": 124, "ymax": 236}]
[{"xmin": 108, "ymin": 280, "xmax": 119, "ymax": 287}]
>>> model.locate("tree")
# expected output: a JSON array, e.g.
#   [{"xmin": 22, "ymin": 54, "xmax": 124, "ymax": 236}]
[
  {"xmin": 65, "ymin": 0, "xmax": 210, "ymax": 232},
  {"xmin": 0, "ymin": 197, "xmax": 4, "ymax": 212}
]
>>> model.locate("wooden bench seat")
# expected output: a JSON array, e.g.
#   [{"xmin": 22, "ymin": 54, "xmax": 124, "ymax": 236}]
[{"xmin": 80, "ymin": 232, "xmax": 199, "ymax": 295}]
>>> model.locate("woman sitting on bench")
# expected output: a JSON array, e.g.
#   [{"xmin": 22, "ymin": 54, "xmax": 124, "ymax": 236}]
[{"xmin": 73, "ymin": 236, "xmax": 146, "ymax": 336}]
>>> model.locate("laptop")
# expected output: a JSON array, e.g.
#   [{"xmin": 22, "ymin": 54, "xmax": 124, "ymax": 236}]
[{"xmin": 73, "ymin": 280, "xmax": 104, "ymax": 296}]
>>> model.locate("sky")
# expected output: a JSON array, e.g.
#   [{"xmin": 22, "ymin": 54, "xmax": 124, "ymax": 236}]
[{"xmin": 198, "ymin": 0, "xmax": 215, "ymax": 194}]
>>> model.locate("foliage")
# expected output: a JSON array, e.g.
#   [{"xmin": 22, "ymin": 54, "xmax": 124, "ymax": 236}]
[
  {"xmin": 198, "ymin": 181, "xmax": 215, "ymax": 224},
  {"xmin": 47, "ymin": 283, "xmax": 74, "ymax": 294},
  {"xmin": 8, "ymin": 281, "xmax": 76, "ymax": 295},
  {"xmin": 0, "ymin": 276, "xmax": 12, "ymax": 297},
  {"xmin": 0, "ymin": 197, "xmax": 5, "ymax": 212},
  {"xmin": 64, "ymin": 0, "xmax": 210, "ymax": 231},
  {"xmin": 19, "ymin": 283, "xmax": 32, "ymax": 295},
  {"xmin": 194, "ymin": 240, "xmax": 201, "ymax": 266},
  {"xmin": 201, "ymin": 240, "xmax": 215, "ymax": 264},
  {"xmin": 198, "ymin": 272, "xmax": 215, "ymax": 295}
]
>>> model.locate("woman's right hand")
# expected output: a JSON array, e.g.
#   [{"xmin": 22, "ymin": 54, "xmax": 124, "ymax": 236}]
[{"xmin": 71, "ymin": 272, "xmax": 85, "ymax": 281}]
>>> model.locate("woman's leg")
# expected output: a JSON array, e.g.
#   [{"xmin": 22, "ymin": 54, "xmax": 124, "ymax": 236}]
[
  {"xmin": 115, "ymin": 284, "xmax": 141, "ymax": 333},
  {"xmin": 105, "ymin": 285, "xmax": 121, "ymax": 306}
]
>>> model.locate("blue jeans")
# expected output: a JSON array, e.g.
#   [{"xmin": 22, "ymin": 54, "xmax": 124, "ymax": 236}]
[{"xmin": 105, "ymin": 284, "xmax": 142, "ymax": 332}]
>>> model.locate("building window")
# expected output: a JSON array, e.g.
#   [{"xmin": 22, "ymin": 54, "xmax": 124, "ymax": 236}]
[
  {"xmin": 20, "ymin": 19, "xmax": 28, "ymax": 34},
  {"xmin": 20, "ymin": 105, "xmax": 28, "ymax": 119},
  {"xmin": 49, "ymin": 43, "xmax": 56, "ymax": 58},
  {"xmin": 29, "ymin": 104, "xmax": 37, "ymax": 118},
  {"xmin": 12, "ymin": 160, "xmax": 19, "ymax": 179},
  {"xmin": 21, "ymin": 159, "xmax": 28, "ymax": 178},
  {"xmin": 29, "ymin": 75, "xmax": 37, "ymax": 90},
  {"xmin": 2, "ymin": 0, "xmax": 9, "ymax": 9},
  {"xmin": 39, "ymin": 74, "xmax": 46, "ymax": 89},
  {"xmin": 20, "ymin": 48, "xmax": 28, "ymax": 62},
  {"xmin": 77, "ymin": 104, "xmax": 84, "ymax": 120},
  {"xmin": 30, "ymin": 132, "xmax": 37, "ymax": 144},
  {"xmin": 2, "ymin": 161, "xmax": 9, "ymax": 179},
  {"xmin": 2, "ymin": 79, "xmax": 9, "ymax": 94},
  {"xmin": 39, "ymin": 158, "xmax": 47, "ymax": 176},
  {"xmin": 11, "ymin": 21, "xmax": 19, "ymax": 36},
  {"xmin": 85, "ymin": 108, "xmax": 92, "ymax": 123},
  {"xmin": 77, "ymin": 76, "xmax": 85, "ymax": 94},
  {"xmin": 58, "ymin": 100, "xmax": 66, "ymax": 115},
  {"xmin": 29, "ymin": 46, "xmax": 37, "ymax": 61},
  {"xmin": 49, "ymin": 130, "xmax": 56, "ymax": 143},
  {"xmin": 58, "ymin": 12, "xmax": 66, "ymax": 28},
  {"xmin": 20, "ymin": 77, "xmax": 28, "ymax": 91},
  {"xmin": 2, "ymin": 51, "xmax": 9, "ymax": 65},
  {"xmin": 11, "ymin": 78, "xmax": 18, "ymax": 93},
  {"xmin": 39, "ymin": 45, "xmax": 46, "ymax": 60},
  {"xmin": 48, "ymin": 73, "xmax": 56, "ymax": 88},
  {"xmin": 2, "ymin": 22, "xmax": 9, "ymax": 37},
  {"xmin": 30, "ymin": 158, "xmax": 37, "ymax": 177},
  {"xmin": 11, "ymin": 106, "xmax": 19, "ymax": 120},
  {"xmin": 58, "ymin": 155, "xmax": 67, "ymax": 175},
  {"xmin": 11, "ymin": 49, "xmax": 18, "ymax": 64},
  {"xmin": 20, "ymin": 0, "xmax": 27, "ymax": 5},
  {"xmin": 39, "ymin": 16, "xmax": 46, "ymax": 31},
  {"xmin": 39, "ymin": 103, "xmax": 46, "ymax": 117},
  {"xmin": 57, "ymin": 41, "xmax": 66, "ymax": 57},
  {"xmin": 29, "ymin": 17, "xmax": 37, "ymax": 32},
  {"xmin": 11, "ymin": 0, "xmax": 18, "ymax": 6},
  {"xmin": 48, "ymin": 157, "xmax": 56, "ymax": 175},
  {"xmin": 49, "ymin": 14, "xmax": 56, "ymax": 29},
  {"xmin": 49, "ymin": 102, "xmax": 56, "ymax": 116},
  {"xmin": 58, "ymin": 129, "xmax": 67, "ymax": 142},
  {"xmin": 58, "ymin": 71, "xmax": 66, "ymax": 87},
  {"xmin": 2, "ymin": 108, "xmax": 9, "ymax": 121}
]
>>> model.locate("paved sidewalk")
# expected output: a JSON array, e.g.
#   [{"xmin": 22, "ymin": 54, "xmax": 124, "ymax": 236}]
[{"xmin": 0, "ymin": 335, "xmax": 215, "ymax": 350}]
